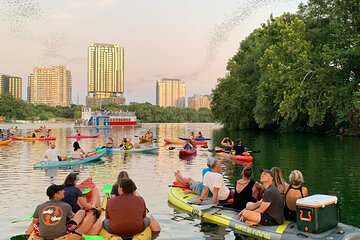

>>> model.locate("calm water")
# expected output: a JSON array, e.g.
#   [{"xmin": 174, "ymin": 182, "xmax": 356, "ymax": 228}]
[{"xmin": 1, "ymin": 123, "xmax": 359, "ymax": 240}]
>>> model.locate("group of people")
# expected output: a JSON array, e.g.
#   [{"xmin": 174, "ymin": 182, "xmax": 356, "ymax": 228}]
[
  {"xmin": 216, "ymin": 137, "xmax": 246, "ymax": 155},
  {"xmin": 182, "ymin": 131, "xmax": 204, "ymax": 150},
  {"xmin": 26, "ymin": 171, "xmax": 161, "ymax": 239},
  {"xmin": 105, "ymin": 136, "xmax": 134, "ymax": 149},
  {"xmin": 174, "ymin": 158, "xmax": 308, "ymax": 226},
  {"xmin": 45, "ymin": 141, "xmax": 87, "ymax": 161}
]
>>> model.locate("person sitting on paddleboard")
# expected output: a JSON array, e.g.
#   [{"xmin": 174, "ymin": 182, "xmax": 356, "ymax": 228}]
[
  {"xmin": 45, "ymin": 141, "xmax": 63, "ymax": 161},
  {"xmin": 26, "ymin": 184, "xmax": 101, "ymax": 239},
  {"xmin": 196, "ymin": 131, "xmax": 203, "ymax": 138},
  {"xmin": 102, "ymin": 178, "xmax": 161, "ymax": 238},
  {"xmin": 232, "ymin": 166, "xmax": 264, "ymax": 211},
  {"xmin": 237, "ymin": 169, "xmax": 284, "ymax": 226},
  {"xmin": 193, "ymin": 159, "xmax": 234, "ymax": 205},
  {"xmin": 283, "ymin": 170, "xmax": 308, "ymax": 221}
]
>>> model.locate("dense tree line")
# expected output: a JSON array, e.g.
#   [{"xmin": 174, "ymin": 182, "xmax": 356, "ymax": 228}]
[
  {"xmin": 0, "ymin": 94, "xmax": 81, "ymax": 120},
  {"xmin": 211, "ymin": 0, "xmax": 360, "ymax": 135},
  {"xmin": 96, "ymin": 102, "xmax": 213, "ymax": 123},
  {"xmin": 0, "ymin": 95, "xmax": 213, "ymax": 123}
]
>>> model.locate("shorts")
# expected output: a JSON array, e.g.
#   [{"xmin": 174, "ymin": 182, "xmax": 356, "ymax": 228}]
[
  {"xmin": 259, "ymin": 212, "xmax": 278, "ymax": 226},
  {"xmin": 189, "ymin": 180, "xmax": 201, "ymax": 195}
]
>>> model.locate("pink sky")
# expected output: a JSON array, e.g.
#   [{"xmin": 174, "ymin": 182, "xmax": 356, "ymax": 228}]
[{"xmin": 0, "ymin": 0, "xmax": 303, "ymax": 105}]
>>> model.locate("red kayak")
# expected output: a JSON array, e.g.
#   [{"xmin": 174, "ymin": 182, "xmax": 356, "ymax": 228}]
[
  {"xmin": 216, "ymin": 151, "xmax": 253, "ymax": 162},
  {"xmin": 66, "ymin": 135, "xmax": 99, "ymax": 139},
  {"xmin": 179, "ymin": 149, "xmax": 197, "ymax": 156}
]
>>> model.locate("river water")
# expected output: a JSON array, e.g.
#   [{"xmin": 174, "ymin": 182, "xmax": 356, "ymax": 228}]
[{"xmin": 1, "ymin": 123, "xmax": 359, "ymax": 239}]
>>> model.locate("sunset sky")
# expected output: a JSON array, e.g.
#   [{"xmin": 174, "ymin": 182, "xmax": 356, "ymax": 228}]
[{"xmin": 0, "ymin": 0, "xmax": 303, "ymax": 105}]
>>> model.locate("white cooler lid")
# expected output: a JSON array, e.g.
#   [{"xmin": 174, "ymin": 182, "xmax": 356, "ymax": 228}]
[{"xmin": 296, "ymin": 194, "xmax": 338, "ymax": 208}]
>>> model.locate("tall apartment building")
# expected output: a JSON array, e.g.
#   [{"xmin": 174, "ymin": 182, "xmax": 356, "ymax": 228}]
[
  {"xmin": 0, "ymin": 74, "xmax": 22, "ymax": 99},
  {"xmin": 188, "ymin": 94, "xmax": 211, "ymax": 110},
  {"xmin": 156, "ymin": 78, "xmax": 186, "ymax": 108},
  {"xmin": 28, "ymin": 65, "xmax": 72, "ymax": 107},
  {"xmin": 86, "ymin": 43, "xmax": 125, "ymax": 108}
]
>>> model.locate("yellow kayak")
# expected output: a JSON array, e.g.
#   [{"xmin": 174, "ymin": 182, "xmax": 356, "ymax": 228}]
[{"xmin": 99, "ymin": 196, "xmax": 152, "ymax": 240}]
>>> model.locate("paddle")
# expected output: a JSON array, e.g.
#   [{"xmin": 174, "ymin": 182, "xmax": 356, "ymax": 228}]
[
  {"xmin": 190, "ymin": 203, "xmax": 240, "ymax": 212},
  {"xmin": 82, "ymin": 188, "xmax": 91, "ymax": 194},
  {"xmin": 208, "ymin": 149, "xmax": 261, "ymax": 153},
  {"xmin": 11, "ymin": 214, "xmax": 33, "ymax": 223},
  {"xmin": 102, "ymin": 184, "xmax": 112, "ymax": 195},
  {"xmin": 68, "ymin": 229, "xmax": 105, "ymax": 240}
]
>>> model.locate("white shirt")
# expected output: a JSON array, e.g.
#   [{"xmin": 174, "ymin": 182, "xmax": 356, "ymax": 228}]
[
  {"xmin": 203, "ymin": 172, "xmax": 230, "ymax": 200},
  {"xmin": 45, "ymin": 148, "xmax": 59, "ymax": 161}
]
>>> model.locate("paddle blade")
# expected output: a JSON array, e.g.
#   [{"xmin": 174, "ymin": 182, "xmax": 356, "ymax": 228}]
[
  {"xmin": 11, "ymin": 214, "xmax": 33, "ymax": 223},
  {"xmin": 10, "ymin": 234, "xmax": 29, "ymax": 240},
  {"xmin": 193, "ymin": 204, "xmax": 217, "ymax": 211},
  {"xmin": 82, "ymin": 188, "xmax": 91, "ymax": 194},
  {"xmin": 82, "ymin": 234, "xmax": 105, "ymax": 240},
  {"xmin": 102, "ymin": 184, "xmax": 112, "ymax": 194}
]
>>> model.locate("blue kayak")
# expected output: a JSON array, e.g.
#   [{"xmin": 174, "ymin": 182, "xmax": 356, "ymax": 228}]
[
  {"xmin": 34, "ymin": 149, "xmax": 106, "ymax": 168},
  {"xmin": 97, "ymin": 146, "xmax": 159, "ymax": 154},
  {"xmin": 179, "ymin": 137, "xmax": 211, "ymax": 141}
]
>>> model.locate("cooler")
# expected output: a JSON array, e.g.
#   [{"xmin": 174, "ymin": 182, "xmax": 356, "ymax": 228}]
[{"xmin": 296, "ymin": 194, "xmax": 338, "ymax": 233}]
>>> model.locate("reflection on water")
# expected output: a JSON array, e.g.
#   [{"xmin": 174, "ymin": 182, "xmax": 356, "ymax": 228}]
[{"xmin": 1, "ymin": 122, "xmax": 360, "ymax": 239}]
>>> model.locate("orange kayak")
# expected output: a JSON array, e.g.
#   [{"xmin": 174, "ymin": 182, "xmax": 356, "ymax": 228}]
[
  {"xmin": 11, "ymin": 136, "xmax": 56, "ymax": 141},
  {"xmin": 77, "ymin": 178, "xmax": 100, "ymax": 208},
  {"xmin": 0, "ymin": 139, "xmax": 11, "ymax": 145}
]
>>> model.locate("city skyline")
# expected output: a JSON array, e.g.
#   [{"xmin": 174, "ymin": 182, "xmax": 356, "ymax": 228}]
[{"xmin": 0, "ymin": 0, "xmax": 302, "ymax": 105}]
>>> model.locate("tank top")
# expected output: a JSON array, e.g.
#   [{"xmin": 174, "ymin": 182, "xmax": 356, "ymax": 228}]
[
  {"xmin": 232, "ymin": 179, "xmax": 256, "ymax": 210},
  {"xmin": 284, "ymin": 185, "xmax": 304, "ymax": 221}
]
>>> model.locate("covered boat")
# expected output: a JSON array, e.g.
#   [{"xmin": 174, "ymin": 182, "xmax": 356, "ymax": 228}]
[
  {"xmin": 168, "ymin": 186, "xmax": 360, "ymax": 240},
  {"xmin": 34, "ymin": 148, "xmax": 106, "ymax": 168}
]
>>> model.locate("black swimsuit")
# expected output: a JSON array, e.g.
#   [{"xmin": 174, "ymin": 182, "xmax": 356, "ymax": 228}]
[
  {"xmin": 284, "ymin": 185, "xmax": 304, "ymax": 221},
  {"xmin": 232, "ymin": 179, "xmax": 257, "ymax": 210}
]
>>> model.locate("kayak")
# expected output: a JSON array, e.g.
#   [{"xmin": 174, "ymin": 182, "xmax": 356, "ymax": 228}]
[
  {"xmin": 66, "ymin": 135, "xmax": 99, "ymax": 139},
  {"xmin": 99, "ymin": 195, "xmax": 152, "ymax": 240},
  {"xmin": 164, "ymin": 138, "xmax": 207, "ymax": 146},
  {"xmin": 101, "ymin": 146, "xmax": 159, "ymax": 154},
  {"xmin": 168, "ymin": 186, "xmax": 360, "ymax": 240},
  {"xmin": 77, "ymin": 178, "xmax": 100, "ymax": 208},
  {"xmin": 216, "ymin": 151, "xmax": 253, "ymax": 162},
  {"xmin": 179, "ymin": 149, "xmax": 197, "ymax": 156},
  {"xmin": 34, "ymin": 148, "xmax": 106, "ymax": 168},
  {"xmin": 0, "ymin": 139, "xmax": 12, "ymax": 145},
  {"xmin": 11, "ymin": 136, "xmax": 56, "ymax": 141},
  {"xmin": 179, "ymin": 137, "xmax": 211, "ymax": 141}
]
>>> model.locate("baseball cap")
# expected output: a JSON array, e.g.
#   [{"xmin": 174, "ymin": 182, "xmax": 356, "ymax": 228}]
[
  {"xmin": 46, "ymin": 184, "xmax": 65, "ymax": 198},
  {"xmin": 260, "ymin": 169, "xmax": 274, "ymax": 178}
]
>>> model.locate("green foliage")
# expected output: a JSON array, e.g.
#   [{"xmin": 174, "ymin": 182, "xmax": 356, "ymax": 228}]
[
  {"xmin": 95, "ymin": 102, "xmax": 213, "ymax": 123},
  {"xmin": 211, "ymin": 0, "xmax": 360, "ymax": 135},
  {"xmin": 0, "ymin": 95, "xmax": 82, "ymax": 120}
]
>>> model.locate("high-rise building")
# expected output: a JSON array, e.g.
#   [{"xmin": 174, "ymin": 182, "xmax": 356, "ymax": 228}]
[
  {"xmin": 28, "ymin": 65, "xmax": 72, "ymax": 107},
  {"xmin": 156, "ymin": 78, "xmax": 186, "ymax": 108},
  {"xmin": 188, "ymin": 94, "xmax": 211, "ymax": 110},
  {"xmin": 86, "ymin": 43, "xmax": 125, "ymax": 108},
  {"xmin": 0, "ymin": 74, "xmax": 22, "ymax": 99}
]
